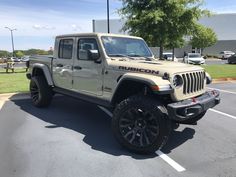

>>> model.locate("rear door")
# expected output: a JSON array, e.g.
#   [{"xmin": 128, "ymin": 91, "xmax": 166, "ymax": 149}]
[{"xmin": 52, "ymin": 37, "xmax": 75, "ymax": 89}]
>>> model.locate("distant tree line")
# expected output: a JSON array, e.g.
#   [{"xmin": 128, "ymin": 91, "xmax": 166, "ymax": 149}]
[{"xmin": 0, "ymin": 49, "xmax": 53, "ymax": 58}]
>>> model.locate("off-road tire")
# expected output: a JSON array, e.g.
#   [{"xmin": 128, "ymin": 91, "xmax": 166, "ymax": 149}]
[
  {"xmin": 112, "ymin": 95, "xmax": 171, "ymax": 154},
  {"xmin": 30, "ymin": 76, "xmax": 53, "ymax": 107},
  {"xmin": 180, "ymin": 111, "xmax": 207, "ymax": 124}
]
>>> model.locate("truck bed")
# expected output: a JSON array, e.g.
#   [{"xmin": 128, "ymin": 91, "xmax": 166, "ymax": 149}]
[{"xmin": 29, "ymin": 55, "xmax": 53, "ymax": 68}]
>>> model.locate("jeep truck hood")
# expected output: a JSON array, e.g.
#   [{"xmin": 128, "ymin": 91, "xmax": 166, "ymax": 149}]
[{"xmin": 107, "ymin": 59, "xmax": 204, "ymax": 76}]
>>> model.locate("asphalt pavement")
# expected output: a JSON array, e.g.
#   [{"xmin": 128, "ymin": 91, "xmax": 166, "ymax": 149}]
[{"xmin": 0, "ymin": 82, "xmax": 236, "ymax": 177}]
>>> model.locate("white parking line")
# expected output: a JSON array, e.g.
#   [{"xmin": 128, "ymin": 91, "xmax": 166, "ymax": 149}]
[
  {"xmin": 0, "ymin": 101, "xmax": 4, "ymax": 110},
  {"xmin": 97, "ymin": 106, "xmax": 113, "ymax": 117},
  {"xmin": 0, "ymin": 97, "xmax": 9, "ymax": 110},
  {"xmin": 156, "ymin": 150, "xmax": 186, "ymax": 172},
  {"xmin": 209, "ymin": 109, "xmax": 236, "ymax": 120},
  {"xmin": 98, "ymin": 106, "xmax": 186, "ymax": 172},
  {"xmin": 207, "ymin": 87, "xmax": 236, "ymax": 95}
]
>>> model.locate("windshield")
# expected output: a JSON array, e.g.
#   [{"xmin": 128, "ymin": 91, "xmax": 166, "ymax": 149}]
[
  {"xmin": 101, "ymin": 36, "xmax": 152, "ymax": 58},
  {"xmin": 189, "ymin": 54, "xmax": 201, "ymax": 58}
]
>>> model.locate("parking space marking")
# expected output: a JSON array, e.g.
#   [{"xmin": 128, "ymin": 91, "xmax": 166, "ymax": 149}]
[
  {"xmin": 156, "ymin": 150, "xmax": 186, "ymax": 172},
  {"xmin": 207, "ymin": 87, "xmax": 236, "ymax": 95},
  {"xmin": 0, "ymin": 101, "xmax": 4, "ymax": 110},
  {"xmin": 0, "ymin": 96, "xmax": 9, "ymax": 110},
  {"xmin": 97, "ymin": 106, "xmax": 113, "ymax": 117},
  {"xmin": 98, "ymin": 106, "xmax": 186, "ymax": 173},
  {"xmin": 209, "ymin": 109, "xmax": 236, "ymax": 120}
]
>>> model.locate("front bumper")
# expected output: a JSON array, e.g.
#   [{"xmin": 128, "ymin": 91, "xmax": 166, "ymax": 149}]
[{"xmin": 167, "ymin": 90, "xmax": 220, "ymax": 122}]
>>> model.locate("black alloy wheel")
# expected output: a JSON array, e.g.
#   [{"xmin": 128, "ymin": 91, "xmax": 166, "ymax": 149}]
[
  {"xmin": 30, "ymin": 76, "xmax": 53, "ymax": 107},
  {"xmin": 112, "ymin": 95, "xmax": 171, "ymax": 154},
  {"xmin": 119, "ymin": 107, "xmax": 159, "ymax": 148},
  {"xmin": 30, "ymin": 79, "xmax": 40, "ymax": 103}
]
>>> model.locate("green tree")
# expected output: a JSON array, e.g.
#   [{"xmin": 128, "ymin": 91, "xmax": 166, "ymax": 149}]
[
  {"xmin": 0, "ymin": 50, "xmax": 9, "ymax": 58},
  {"xmin": 24, "ymin": 49, "xmax": 48, "ymax": 55},
  {"xmin": 119, "ymin": 0, "xmax": 210, "ymax": 59},
  {"xmin": 190, "ymin": 25, "xmax": 217, "ymax": 54},
  {"xmin": 15, "ymin": 51, "xmax": 24, "ymax": 58}
]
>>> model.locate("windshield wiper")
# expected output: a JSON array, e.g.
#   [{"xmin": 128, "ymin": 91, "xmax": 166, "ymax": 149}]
[
  {"xmin": 108, "ymin": 54, "xmax": 136, "ymax": 60},
  {"xmin": 128, "ymin": 54, "xmax": 153, "ymax": 61},
  {"xmin": 109, "ymin": 54, "xmax": 153, "ymax": 61}
]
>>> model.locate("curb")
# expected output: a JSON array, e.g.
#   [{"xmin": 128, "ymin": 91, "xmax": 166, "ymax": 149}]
[
  {"xmin": 0, "ymin": 92, "xmax": 30, "ymax": 100},
  {"xmin": 212, "ymin": 78, "xmax": 236, "ymax": 83}
]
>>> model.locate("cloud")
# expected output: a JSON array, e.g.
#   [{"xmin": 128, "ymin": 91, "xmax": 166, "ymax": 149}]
[
  {"xmin": 0, "ymin": 5, "xmax": 92, "ymax": 37},
  {"xmin": 213, "ymin": 5, "xmax": 236, "ymax": 14},
  {"xmin": 32, "ymin": 24, "xmax": 43, "ymax": 30},
  {"xmin": 33, "ymin": 24, "xmax": 56, "ymax": 30},
  {"xmin": 71, "ymin": 24, "xmax": 82, "ymax": 31}
]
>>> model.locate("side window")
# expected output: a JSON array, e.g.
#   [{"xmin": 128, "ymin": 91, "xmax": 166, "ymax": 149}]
[
  {"xmin": 58, "ymin": 39, "xmax": 73, "ymax": 59},
  {"xmin": 78, "ymin": 38, "xmax": 99, "ymax": 60}
]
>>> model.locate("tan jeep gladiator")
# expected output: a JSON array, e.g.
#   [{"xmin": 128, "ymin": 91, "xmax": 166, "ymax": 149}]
[{"xmin": 26, "ymin": 33, "xmax": 220, "ymax": 154}]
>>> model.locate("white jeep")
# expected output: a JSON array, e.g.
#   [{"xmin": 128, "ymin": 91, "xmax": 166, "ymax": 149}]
[{"xmin": 26, "ymin": 33, "xmax": 220, "ymax": 154}]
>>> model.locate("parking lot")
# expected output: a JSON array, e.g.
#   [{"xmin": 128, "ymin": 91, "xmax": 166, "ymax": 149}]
[{"xmin": 0, "ymin": 82, "xmax": 236, "ymax": 177}]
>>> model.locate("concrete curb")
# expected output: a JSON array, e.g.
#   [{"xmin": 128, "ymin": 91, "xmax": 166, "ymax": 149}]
[
  {"xmin": 212, "ymin": 78, "xmax": 236, "ymax": 83},
  {"xmin": 0, "ymin": 92, "xmax": 30, "ymax": 101}
]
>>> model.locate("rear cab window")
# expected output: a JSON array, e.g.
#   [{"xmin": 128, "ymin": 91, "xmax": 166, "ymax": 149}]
[{"xmin": 58, "ymin": 39, "xmax": 73, "ymax": 59}]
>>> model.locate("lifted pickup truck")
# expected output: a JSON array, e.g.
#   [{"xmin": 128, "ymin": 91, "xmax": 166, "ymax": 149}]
[{"xmin": 26, "ymin": 33, "xmax": 220, "ymax": 154}]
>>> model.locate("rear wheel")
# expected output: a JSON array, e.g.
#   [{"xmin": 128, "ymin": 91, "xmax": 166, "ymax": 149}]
[
  {"xmin": 30, "ymin": 76, "xmax": 53, "ymax": 107},
  {"xmin": 112, "ymin": 95, "xmax": 171, "ymax": 154}
]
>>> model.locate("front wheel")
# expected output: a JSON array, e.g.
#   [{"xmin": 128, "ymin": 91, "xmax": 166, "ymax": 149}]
[
  {"xmin": 112, "ymin": 95, "xmax": 171, "ymax": 154},
  {"xmin": 30, "ymin": 76, "xmax": 53, "ymax": 107}
]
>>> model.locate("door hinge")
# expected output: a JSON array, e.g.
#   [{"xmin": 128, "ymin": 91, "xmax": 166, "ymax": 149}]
[{"xmin": 72, "ymin": 80, "xmax": 74, "ymax": 85}]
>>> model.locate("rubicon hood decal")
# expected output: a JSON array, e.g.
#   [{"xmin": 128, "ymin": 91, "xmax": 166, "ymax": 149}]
[{"xmin": 119, "ymin": 66, "xmax": 159, "ymax": 75}]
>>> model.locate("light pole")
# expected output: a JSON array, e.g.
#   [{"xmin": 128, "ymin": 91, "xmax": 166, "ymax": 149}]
[
  {"xmin": 5, "ymin": 27, "xmax": 17, "ymax": 57},
  {"xmin": 107, "ymin": 0, "xmax": 110, "ymax": 33}
]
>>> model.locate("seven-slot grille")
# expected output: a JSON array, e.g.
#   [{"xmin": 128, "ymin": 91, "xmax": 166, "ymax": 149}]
[{"xmin": 182, "ymin": 71, "xmax": 205, "ymax": 94}]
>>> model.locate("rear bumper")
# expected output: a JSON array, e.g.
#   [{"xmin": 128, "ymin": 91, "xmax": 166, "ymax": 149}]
[{"xmin": 167, "ymin": 90, "xmax": 220, "ymax": 122}]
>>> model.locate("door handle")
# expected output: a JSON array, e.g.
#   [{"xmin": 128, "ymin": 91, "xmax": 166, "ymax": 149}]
[
  {"xmin": 73, "ymin": 66, "xmax": 82, "ymax": 70},
  {"xmin": 57, "ymin": 64, "xmax": 63, "ymax": 67}
]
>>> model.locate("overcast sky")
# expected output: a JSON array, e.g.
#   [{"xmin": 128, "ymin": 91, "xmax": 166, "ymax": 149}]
[{"xmin": 0, "ymin": 0, "xmax": 235, "ymax": 51}]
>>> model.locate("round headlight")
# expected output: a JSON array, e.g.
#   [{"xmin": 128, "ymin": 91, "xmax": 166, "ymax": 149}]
[{"xmin": 173, "ymin": 75, "xmax": 183, "ymax": 88}]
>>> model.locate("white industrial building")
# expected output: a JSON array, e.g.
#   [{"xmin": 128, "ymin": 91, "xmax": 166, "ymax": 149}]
[{"xmin": 93, "ymin": 14, "xmax": 236, "ymax": 57}]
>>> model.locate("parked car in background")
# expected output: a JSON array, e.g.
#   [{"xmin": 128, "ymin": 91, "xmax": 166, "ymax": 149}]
[
  {"xmin": 227, "ymin": 54, "xmax": 236, "ymax": 64},
  {"xmin": 11, "ymin": 57, "xmax": 21, "ymax": 62},
  {"xmin": 163, "ymin": 52, "xmax": 178, "ymax": 62},
  {"xmin": 184, "ymin": 53, "xmax": 205, "ymax": 65},
  {"xmin": 21, "ymin": 56, "xmax": 30, "ymax": 62},
  {"xmin": 219, "ymin": 51, "xmax": 235, "ymax": 60}
]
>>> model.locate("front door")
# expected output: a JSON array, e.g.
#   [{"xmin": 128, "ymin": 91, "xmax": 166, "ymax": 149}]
[
  {"xmin": 72, "ymin": 37, "xmax": 103, "ymax": 96},
  {"xmin": 52, "ymin": 37, "xmax": 75, "ymax": 90}
]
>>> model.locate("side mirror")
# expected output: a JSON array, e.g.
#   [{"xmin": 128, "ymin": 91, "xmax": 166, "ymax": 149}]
[{"xmin": 88, "ymin": 50, "xmax": 101, "ymax": 63}]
